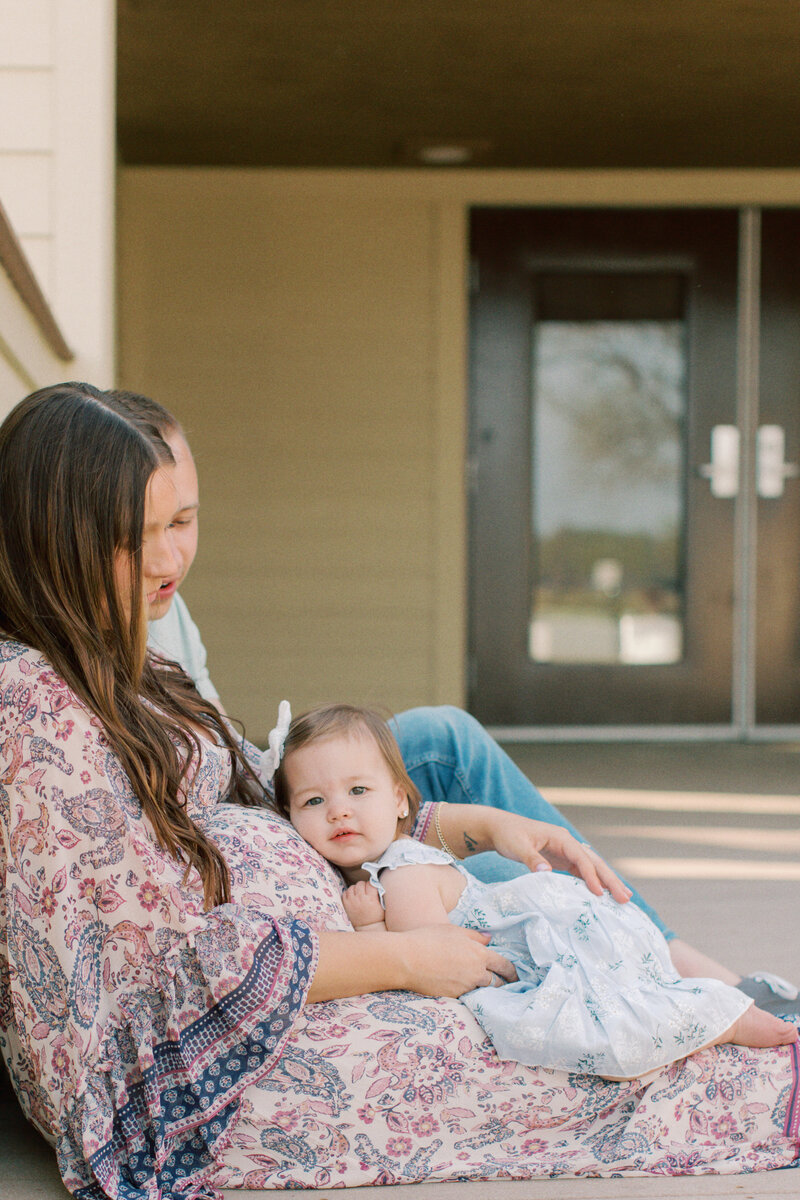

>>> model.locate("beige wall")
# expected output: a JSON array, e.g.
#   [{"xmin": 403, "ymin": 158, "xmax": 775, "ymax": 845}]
[
  {"xmin": 118, "ymin": 168, "xmax": 800, "ymax": 741},
  {"xmin": 118, "ymin": 170, "xmax": 468, "ymax": 739}
]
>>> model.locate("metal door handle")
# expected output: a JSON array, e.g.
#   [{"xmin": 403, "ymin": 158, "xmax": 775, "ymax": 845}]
[
  {"xmin": 756, "ymin": 425, "xmax": 800, "ymax": 498},
  {"xmin": 699, "ymin": 425, "xmax": 739, "ymax": 497}
]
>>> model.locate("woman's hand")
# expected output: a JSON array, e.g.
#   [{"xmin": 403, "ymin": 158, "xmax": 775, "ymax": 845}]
[
  {"xmin": 491, "ymin": 813, "xmax": 631, "ymax": 902},
  {"xmin": 434, "ymin": 804, "xmax": 632, "ymax": 904},
  {"xmin": 397, "ymin": 925, "xmax": 516, "ymax": 998}
]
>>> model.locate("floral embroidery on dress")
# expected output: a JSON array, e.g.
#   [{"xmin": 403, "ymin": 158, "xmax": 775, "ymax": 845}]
[{"xmin": 364, "ymin": 839, "xmax": 753, "ymax": 1079}]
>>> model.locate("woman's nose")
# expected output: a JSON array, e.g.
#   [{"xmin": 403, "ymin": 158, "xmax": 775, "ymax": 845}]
[{"xmin": 147, "ymin": 531, "xmax": 180, "ymax": 578}]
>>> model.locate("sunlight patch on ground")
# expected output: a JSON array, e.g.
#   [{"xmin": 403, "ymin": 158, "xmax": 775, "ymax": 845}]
[
  {"xmin": 602, "ymin": 825, "xmax": 800, "ymax": 852},
  {"xmin": 614, "ymin": 858, "xmax": 800, "ymax": 880},
  {"xmin": 541, "ymin": 787, "xmax": 800, "ymax": 815}
]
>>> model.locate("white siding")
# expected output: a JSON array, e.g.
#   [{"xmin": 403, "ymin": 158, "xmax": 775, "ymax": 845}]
[
  {"xmin": 0, "ymin": 3, "xmax": 55, "ymax": 306},
  {"xmin": 0, "ymin": 0, "xmax": 115, "ymax": 392}
]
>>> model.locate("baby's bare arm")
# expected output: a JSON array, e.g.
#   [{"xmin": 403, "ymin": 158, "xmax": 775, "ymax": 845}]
[{"xmin": 381, "ymin": 863, "xmax": 463, "ymax": 932}]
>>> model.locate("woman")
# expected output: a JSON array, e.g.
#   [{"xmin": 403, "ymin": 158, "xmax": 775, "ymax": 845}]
[{"xmin": 0, "ymin": 384, "xmax": 797, "ymax": 1200}]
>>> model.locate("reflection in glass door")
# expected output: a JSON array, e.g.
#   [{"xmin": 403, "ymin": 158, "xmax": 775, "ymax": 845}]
[{"xmin": 529, "ymin": 273, "xmax": 686, "ymax": 670}]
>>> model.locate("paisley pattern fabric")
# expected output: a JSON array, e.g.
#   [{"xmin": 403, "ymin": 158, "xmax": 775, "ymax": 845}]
[
  {"xmin": 1, "ymin": 639, "xmax": 798, "ymax": 1200},
  {"xmin": 213, "ymin": 1003, "xmax": 800, "ymax": 1191},
  {"xmin": 0, "ymin": 641, "xmax": 319, "ymax": 1199},
  {"xmin": 364, "ymin": 839, "xmax": 751, "ymax": 1078}
]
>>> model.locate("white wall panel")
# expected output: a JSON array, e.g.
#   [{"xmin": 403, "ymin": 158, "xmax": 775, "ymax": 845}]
[
  {"xmin": 0, "ymin": 153, "xmax": 51, "ymax": 233},
  {"xmin": 0, "ymin": 70, "xmax": 52, "ymax": 150},
  {"xmin": 0, "ymin": 0, "xmax": 52, "ymax": 66},
  {"xmin": 0, "ymin": 1, "xmax": 114, "ymax": 382}
]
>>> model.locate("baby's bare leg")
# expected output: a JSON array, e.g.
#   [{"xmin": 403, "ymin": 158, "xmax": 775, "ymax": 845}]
[
  {"xmin": 713, "ymin": 1003, "xmax": 798, "ymax": 1049},
  {"xmin": 667, "ymin": 937, "xmax": 741, "ymax": 984},
  {"xmin": 599, "ymin": 1004, "xmax": 798, "ymax": 1082}
]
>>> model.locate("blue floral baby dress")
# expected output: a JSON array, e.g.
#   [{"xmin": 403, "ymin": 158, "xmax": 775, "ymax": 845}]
[{"xmin": 363, "ymin": 840, "xmax": 751, "ymax": 1079}]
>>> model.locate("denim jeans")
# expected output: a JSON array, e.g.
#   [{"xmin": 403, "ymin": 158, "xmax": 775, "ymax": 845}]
[{"xmin": 391, "ymin": 704, "xmax": 673, "ymax": 940}]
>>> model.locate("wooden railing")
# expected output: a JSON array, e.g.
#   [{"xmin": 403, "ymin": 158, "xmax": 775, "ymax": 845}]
[{"xmin": 0, "ymin": 197, "xmax": 72, "ymax": 362}]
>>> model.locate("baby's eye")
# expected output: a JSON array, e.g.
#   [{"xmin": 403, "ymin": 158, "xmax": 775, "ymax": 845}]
[
  {"xmin": 303, "ymin": 796, "xmax": 324, "ymax": 807},
  {"xmin": 350, "ymin": 785, "xmax": 367, "ymax": 796}
]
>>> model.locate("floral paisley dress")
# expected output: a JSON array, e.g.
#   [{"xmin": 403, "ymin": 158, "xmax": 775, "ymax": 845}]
[
  {"xmin": 364, "ymin": 840, "xmax": 751, "ymax": 1079},
  {"xmin": 1, "ymin": 639, "xmax": 798, "ymax": 1198}
]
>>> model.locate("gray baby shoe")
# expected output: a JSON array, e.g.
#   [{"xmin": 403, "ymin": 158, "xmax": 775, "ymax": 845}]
[{"xmin": 737, "ymin": 972, "xmax": 799, "ymax": 1016}]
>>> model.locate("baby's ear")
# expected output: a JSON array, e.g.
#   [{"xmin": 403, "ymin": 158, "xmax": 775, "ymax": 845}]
[{"xmin": 395, "ymin": 784, "xmax": 410, "ymax": 823}]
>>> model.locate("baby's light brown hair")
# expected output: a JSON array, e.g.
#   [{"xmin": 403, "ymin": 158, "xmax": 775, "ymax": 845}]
[{"xmin": 273, "ymin": 703, "xmax": 421, "ymax": 833}]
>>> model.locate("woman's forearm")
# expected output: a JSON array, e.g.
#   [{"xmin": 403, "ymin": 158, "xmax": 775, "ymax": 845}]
[
  {"xmin": 427, "ymin": 802, "xmax": 632, "ymax": 903},
  {"xmin": 307, "ymin": 931, "xmax": 410, "ymax": 1002},
  {"xmin": 427, "ymin": 801, "xmax": 497, "ymax": 857},
  {"xmin": 306, "ymin": 926, "xmax": 515, "ymax": 1004}
]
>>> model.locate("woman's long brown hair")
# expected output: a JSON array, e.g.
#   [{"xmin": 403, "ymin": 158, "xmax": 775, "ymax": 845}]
[{"xmin": 0, "ymin": 382, "xmax": 264, "ymax": 909}]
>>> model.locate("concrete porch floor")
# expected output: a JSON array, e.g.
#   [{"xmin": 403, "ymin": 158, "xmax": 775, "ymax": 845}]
[
  {"xmin": 2, "ymin": 740, "xmax": 798, "ymax": 1199},
  {"xmin": 509, "ymin": 739, "xmax": 800, "ymax": 988}
]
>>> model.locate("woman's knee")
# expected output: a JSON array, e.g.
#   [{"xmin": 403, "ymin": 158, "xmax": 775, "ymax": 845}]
[{"xmin": 392, "ymin": 705, "xmax": 484, "ymax": 757}]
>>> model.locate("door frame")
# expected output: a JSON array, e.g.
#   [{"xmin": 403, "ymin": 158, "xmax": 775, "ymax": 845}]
[{"xmin": 469, "ymin": 205, "xmax": 800, "ymax": 743}]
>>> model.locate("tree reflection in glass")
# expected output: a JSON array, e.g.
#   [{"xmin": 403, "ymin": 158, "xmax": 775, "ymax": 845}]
[{"xmin": 530, "ymin": 319, "xmax": 686, "ymax": 665}]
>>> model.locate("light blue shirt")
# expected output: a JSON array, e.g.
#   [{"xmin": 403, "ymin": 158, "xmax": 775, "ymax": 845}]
[{"xmin": 147, "ymin": 593, "xmax": 220, "ymax": 703}]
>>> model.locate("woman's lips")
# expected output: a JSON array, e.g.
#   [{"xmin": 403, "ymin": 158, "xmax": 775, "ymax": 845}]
[{"xmin": 146, "ymin": 580, "xmax": 177, "ymax": 606}]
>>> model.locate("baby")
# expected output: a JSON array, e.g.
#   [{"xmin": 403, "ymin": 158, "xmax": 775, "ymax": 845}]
[{"xmin": 272, "ymin": 702, "xmax": 798, "ymax": 1079}]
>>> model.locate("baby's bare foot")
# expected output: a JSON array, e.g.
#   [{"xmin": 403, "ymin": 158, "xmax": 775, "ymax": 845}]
[{"xmin": 718, "ymin": 1004, "xmax": 799, "ymax": 1049}]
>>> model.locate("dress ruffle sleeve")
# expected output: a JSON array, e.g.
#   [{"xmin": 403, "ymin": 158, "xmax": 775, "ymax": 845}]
[
  {"xmin": 0, "ymin": 641, "xmax": 318, "ymax": 1200},
  {"xmin": 362, "ymin": 838, "xmax": 459, "ymax": 904}
]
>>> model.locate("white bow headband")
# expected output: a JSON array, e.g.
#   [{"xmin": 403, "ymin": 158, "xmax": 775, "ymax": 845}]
[{"xmin": 259, "ymin": 699, "xmax": 292, "ymax": 786}]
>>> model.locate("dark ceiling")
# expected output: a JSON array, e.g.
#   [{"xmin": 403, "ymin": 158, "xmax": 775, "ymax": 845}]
[{"xmin": 117, "ymin": 1, "xmax": 800, "ymax": 168}]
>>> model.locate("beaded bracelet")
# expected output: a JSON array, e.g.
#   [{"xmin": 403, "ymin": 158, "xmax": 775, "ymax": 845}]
[{"xmin": 434, "ymin": 802, "xmax": 461, "ymax": 859}]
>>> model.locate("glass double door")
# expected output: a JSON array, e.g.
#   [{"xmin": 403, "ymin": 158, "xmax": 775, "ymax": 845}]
[{"xmin": 469, "ymin": 208, "xmax": 800, "ymax": 733}]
